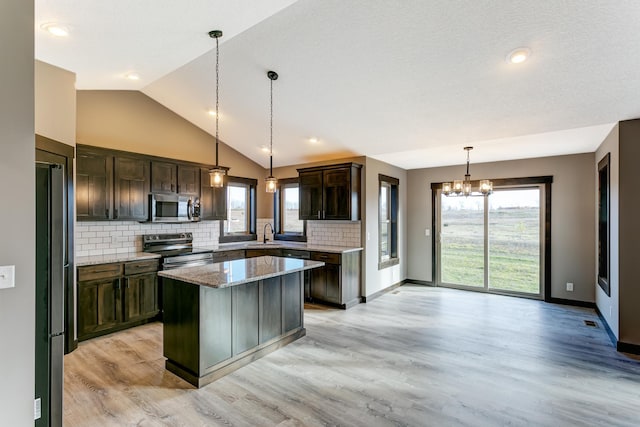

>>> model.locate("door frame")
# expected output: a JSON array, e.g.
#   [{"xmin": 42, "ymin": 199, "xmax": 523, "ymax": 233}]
[
  {"xmin": 36, "ymin": 135, "xmax": 77, "ymax": 353},
  {"xmin": 431, "ymin": 176, "xmax": 553, "ymax": 302}
]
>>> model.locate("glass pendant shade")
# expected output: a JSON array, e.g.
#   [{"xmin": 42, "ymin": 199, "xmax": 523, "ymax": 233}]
[
  {"xmin": 265, "ymin": 176, "xmax": 277, "ymax": 193},
  {"xmin": 209, "ymin": 168, "xmax": 226, "ymax": 188},
  {"xmin": 453, "ymin": 180, "xmax": 463, "ymax": 194},
  {"xmin": 480, "ymin": 179, "xmax": 493, "ymax": 195},
  {"xmin": 442, "ymin": 182, "xmax": 452, "ymax": 195},
  {"xmin": 463, "ymin": 180, "xmax": 472, "ymax": 197}
]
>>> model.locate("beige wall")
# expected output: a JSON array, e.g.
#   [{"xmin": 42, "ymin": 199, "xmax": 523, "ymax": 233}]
[
  {"xmin": 363, "ymin": 158, "xmax": 407, "ymax": 296},
  {"xmin": 618, "ymin": 119, "xmax": 640, "ymax": 346},
  {"xmin": 76, "ymin": 90, "xmax": 272, "ymax": 217},
  {"xmin": 407, "ymin": 153, "xmax": 596, "ymax": 302},
  {"xmin": 35, "ymin": 60, "xmax": 76, "ymax": 146},
  {"xmin": 0, "ymin": 0, "xmax": 35, "ymax": 424},
  {"xmin": 595, "ymin": 125, "xmax": 619, "ymax": 337}
]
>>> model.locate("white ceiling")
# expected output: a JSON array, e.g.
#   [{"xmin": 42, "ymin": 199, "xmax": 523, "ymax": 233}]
[{"xmin": 35, "ymin": 1, "xmax": 640, "ymax": 170}]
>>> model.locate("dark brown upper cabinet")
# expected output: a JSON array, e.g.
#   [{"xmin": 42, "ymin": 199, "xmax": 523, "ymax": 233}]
[
  {"xmin": 76, "ymin": 148, "xmax": 112, "ymax": 220},
  {"xmin": 297, "ymin": 162, "xmax": 362, "ymax": 221},
  {"xmin": 114, "ymin": 156, "xmax": 149, "ymax": 221},
  {"xmin": 199, "ymin": 168, "xmax": 227, "ymax": 220},
  {"xmin": 152, "ymin": 162, "xmax": 200, "ymax": 196}
]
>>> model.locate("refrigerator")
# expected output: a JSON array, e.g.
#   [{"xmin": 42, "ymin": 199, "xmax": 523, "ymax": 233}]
[{"xmin": 35, "ymin": 162, "xmax": 65, "ymax": 427}]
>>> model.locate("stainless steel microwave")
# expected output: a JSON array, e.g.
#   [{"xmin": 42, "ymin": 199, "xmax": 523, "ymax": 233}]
[{"xmin": 149, "ymin": 193, "xmax": 200, "ymax": 223}]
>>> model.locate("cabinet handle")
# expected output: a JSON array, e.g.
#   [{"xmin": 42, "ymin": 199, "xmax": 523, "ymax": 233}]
[
  {"xmin": 114, "ymin": 208, "xmax": 118, "ymax": 219},
  {"xmin": 177, "ymin": 184, "xmax": 180, "ymax": 193},
  {"xmin": 171, "ymin": 184, "xmax": 175, "ymax": 192},
  {"xmin": 105, "ymin": 208, "xmax": 109, "ymax": 218},
  {"xmin": 323, "ymin": 210, "xmax": 325, "ymax": 219},
  {"xmin": 317, "ymin": 210, "xmax": 321, "ymax": 219}
]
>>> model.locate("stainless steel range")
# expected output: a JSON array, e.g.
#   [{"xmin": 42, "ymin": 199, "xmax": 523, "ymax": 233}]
[{"xmin": 143, "ymin": 232, "xmax": 213, "ymax": 270}]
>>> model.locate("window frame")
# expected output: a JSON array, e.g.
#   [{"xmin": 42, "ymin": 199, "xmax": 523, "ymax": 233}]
[
  {"xmin": 378, "ymin": 174, "xmax": 399, "ymax": 270},
  {"xmin": 219, "ymin": 176, "xmax": 257, "ymax": 243},
  {"xmin": 274, "ymin": 177, "xmax": 306, "ymax": 242}
]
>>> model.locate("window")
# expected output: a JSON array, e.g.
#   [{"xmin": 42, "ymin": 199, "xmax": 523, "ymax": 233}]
[
  {"xmin": 379, "ymin": 174, "xmax": 399, "ymax": 269},
  {"xmin": 274, "ymin": 178, "xmax": 306, "ymax": 241},
  {"xmin": 219, "ymin": 176, "xmax": 257, "ymax": 243}
]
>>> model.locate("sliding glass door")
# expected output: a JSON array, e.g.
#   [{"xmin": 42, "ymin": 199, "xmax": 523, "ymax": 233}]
[
  {"xmin": 440, "ymin": 196, "xmax": 484, "ymax": 287},
  {"xmin": 437, "ymin": 186, "xmax": 543, "ymax": 298}
]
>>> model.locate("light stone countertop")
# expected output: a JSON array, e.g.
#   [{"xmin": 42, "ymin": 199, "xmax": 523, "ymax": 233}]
[
  {"xmin": 158, "ymin": 256, "xmax": 324, "ymax": 289},
  {"xmin": 76, "ymin": 252, "xmax": 161, "ymax": 267},
  {"xmin": 194, "ymin": 242, "xmax": 363, "ymax": 254}
]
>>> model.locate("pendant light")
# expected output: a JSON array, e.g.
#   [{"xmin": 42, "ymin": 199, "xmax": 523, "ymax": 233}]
[
  {"xmin": 442, "ymin": 147, "xmax": 493, "ymax": 197},
  {"xmin": 265, "ymin": 70, "xmax": 278, "ymax": 193},
  {"xmin": 208, "ymin": 30, "xmax": 227, "ymax": 187}
]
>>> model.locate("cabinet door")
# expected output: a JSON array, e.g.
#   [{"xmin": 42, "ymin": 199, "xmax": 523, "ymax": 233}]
[
  {"xmin": 77, "ymin": 278, "xmax": 121, "ymax": 340},
  {"xmin": 123, "ymin": 272, "xmax": 158, "ymax": 323},
  {"xmin": 310, "ymin": 265, "xmax": 326, "ymax": 300},
  {"xmin": 177, "ymin": 165, "xmax": 200, "ymax": 196},
  {"xmin": 324, "ymin": 263, "xmax": 341, "ymax": 303},
  {"xmin": 76, "ymin": 150, "xmax": 112, "ymax": 220},
  {"xmin": 323, "ymin": 167, "xmax": 351, "ymax": 220},
  {"xmin": 299, "ymin": 170, "xmax": 323, "ymax": 220},
  {"xmin": 151, "ymin": 161, "xmax": 176, "ymax": 193},
  {"xmin": 199, "ymin": 168, "xmax": 227, "ymax": 220},
  {"xmin": 114, "ymin": 156, "xmax": 149, "ymax": 221}
]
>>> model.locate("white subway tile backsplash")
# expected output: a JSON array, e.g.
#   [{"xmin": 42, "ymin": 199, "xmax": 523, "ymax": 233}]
[{"xmin": 75, "ymin": 220, "xmax": 221, "ymax": 257}]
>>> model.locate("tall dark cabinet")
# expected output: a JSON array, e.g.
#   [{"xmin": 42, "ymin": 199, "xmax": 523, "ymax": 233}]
[
  {"xmin": 76, "ymin": 148, "xmax": 112, "ymax": 220},
  {"xmin": 114, "ymin": 156, "xmax": 149, "ymax": 221},
  {"xmin": 298, "ymin": 162, "xmax": 362, "ymax": 221}
]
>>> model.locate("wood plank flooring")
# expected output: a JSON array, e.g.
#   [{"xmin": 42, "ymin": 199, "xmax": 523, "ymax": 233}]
[{"xmin": 64, "ymin": 286, "xmax": 640, "ymax": 426}]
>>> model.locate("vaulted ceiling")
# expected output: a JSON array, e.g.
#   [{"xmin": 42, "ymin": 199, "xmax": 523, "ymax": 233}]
[{"xmin": 36, "ymin": 1, "xmax": 640, "ymax": 169}]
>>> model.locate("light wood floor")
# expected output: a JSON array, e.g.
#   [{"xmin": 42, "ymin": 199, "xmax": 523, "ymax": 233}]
[{"xmin": 64, "ymin": 286, "xmax": 640, "ymax": 426}]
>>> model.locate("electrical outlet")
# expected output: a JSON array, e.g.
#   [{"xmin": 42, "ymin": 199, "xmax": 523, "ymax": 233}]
[
  {"xmin": 566, "ymin": 282, "xmax": 574, "ymax": 292},
  {"xmin": 0, "ymin": 265, "xmax": 15, "ymax": 289},
  {"xmin": 425, "ymin": 229, "xmax": 430, "ymax": 237}
]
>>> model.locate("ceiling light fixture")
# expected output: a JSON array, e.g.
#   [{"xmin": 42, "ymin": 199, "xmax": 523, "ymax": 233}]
[
  {"xmin": 507, "ymin": 47, "xmax": 531, "ymax": 64},
  {"xmin": 41, "ymin": 22, "xmax": 69, "ymax": 37},
  {"xmin": 309, "ymin": 137, "xmax": 319, "ymax": 144},
  {"xmin": 125, "ymin": 72, "xmax": 140, "ymax": 81},
  {"xmin": 207, "ymin": 109, "xmax": 217, "ymax": 117},
  {"xmin": 442, "ymin": 147, "xmax": 492, "ymax": 197},
  {"xmin": 208, "ymin": 30, "xmax": 228, "ymax": 188},
  {"xmin": 265, "ymin": 70, "xmax": 279, "ymax": 193}
]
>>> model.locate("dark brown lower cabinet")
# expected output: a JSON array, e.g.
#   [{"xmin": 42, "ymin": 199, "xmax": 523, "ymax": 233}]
[
  {"xmin": 77, "ymin": 259, "xmax": 159, "ymax": 341},
  {"xmin": 309, "ymin": 251, "xmax": 361, "ymax": 309},
  {"xmin": 78, "ymin": 277, "xmax": 121, "ymax": 338},
  {"xmin": 123, "ymin": 272, "xmax": 158, "ymax": 323}
]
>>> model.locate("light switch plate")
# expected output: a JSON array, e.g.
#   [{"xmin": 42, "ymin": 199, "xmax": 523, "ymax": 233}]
[{"xmin": 0, "ymin": 265, "xmax": 15, "ymax": 289}]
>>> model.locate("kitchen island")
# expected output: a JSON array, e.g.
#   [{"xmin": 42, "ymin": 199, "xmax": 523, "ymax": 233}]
[{"xmin": 158, "ymin": 256, "xmax": 324, "ymax": 387}]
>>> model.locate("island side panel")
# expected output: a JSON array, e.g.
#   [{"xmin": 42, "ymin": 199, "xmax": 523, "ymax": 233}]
[
  {"xmin": 283, "ymin": 272, "xmax": 303, "ymax": 332},
  {"xmin": 232, "ymin": 281, "xmax": 260, "ymax": 355},
  {"xmin": 163, "ymin": 278, "xmax": 200, "ymax": 375},
  {"xmin": 200, "ymin": 286, "xmax": 232, "ymax": 372},
  {"xmin": 261, "ymin": 276, "xmax": 283, "ymax": 343}
]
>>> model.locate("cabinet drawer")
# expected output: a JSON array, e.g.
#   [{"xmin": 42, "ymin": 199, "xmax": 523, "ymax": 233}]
[
  {"xmin": 78, "ymin": 263, "xmax": 123, "ymax": 281},
  {"xmin": 311, "ymin": 252, "xmax": 341, "ymax": 264},
  {"xmin": 246, "ymin": 248, "xmax": 282, "ymax": 258},
  {"xmin": 281, "ymin": 249, "xmax": 310, "ymax": 259},
  {"xmin": 212, "ymin": 250, "xmax": 246, "ymax": 263},
  {"xmin": 124, "ymin": 259, "xmax": 159, "ymax": 276}
]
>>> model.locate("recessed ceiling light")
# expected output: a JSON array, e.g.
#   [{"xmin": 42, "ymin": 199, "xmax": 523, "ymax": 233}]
[
  {"xmin": 261, "ymin": 146, "xmax": 270, "ymax": 153},
  {"xmin": 507, "ymin": 47, "xmax": 531, "ymax": 64},
  {"xmin": 125, "ymin": 72, "xmax": 140, "ymax": 81},
  {"xmin": 208, "ymin": 109, "xmax": 217, "ymax": 117},
  {"xmin": 309, "ymin": 137, "xmax": 319, "ymax": 144},
  {"xmin": 41, "ymin": 22, "xmax": 69, "ymax": 37}
]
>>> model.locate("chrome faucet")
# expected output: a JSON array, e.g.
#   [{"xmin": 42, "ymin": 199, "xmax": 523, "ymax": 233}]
[{"xmin": 263, "ymin": 222, "xmax": 274, "ymax": 244}]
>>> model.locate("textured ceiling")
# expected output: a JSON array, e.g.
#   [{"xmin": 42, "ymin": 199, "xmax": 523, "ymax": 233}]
[{"xmin": 36, "ymin": 1, "xmax": 640, "ymax": 169}]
